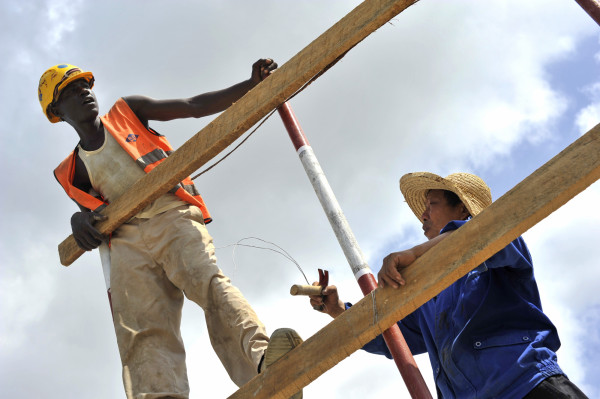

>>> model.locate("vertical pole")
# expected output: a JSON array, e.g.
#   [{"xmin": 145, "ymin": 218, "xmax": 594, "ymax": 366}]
[
  {"xmin": 574, "ymin": 0, "xmax": 600, "ymax": 26},
  {"xmin": 99, "ymin": 242, "xmax": 114, "ymax": 316},
  {"xmin": 277, "ymin": 102, "xmax": 433, "ymax": 399}
]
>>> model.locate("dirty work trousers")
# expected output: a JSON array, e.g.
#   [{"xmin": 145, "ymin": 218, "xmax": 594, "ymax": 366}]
[{"xmin": 109, "ymin": 205, "xmax": 269, "ymax": 399}]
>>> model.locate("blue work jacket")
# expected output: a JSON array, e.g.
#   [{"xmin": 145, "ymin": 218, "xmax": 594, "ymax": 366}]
[{"xmin": 360, "ymin": 220, "xmax": 564, "ymax": 398}]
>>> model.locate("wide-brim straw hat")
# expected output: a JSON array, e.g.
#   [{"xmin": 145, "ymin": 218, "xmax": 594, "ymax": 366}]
[{"xmin": 399, "ymin": 172, "xmax": 492, "ymax": 221}]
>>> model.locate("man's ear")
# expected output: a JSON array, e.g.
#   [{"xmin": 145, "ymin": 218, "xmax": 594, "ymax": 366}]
[{"xmin": 49, "ymin": 103, "xmax": 63, "ymax": 120}]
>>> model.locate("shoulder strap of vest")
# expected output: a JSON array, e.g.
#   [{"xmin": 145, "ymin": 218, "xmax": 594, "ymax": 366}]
[
  {"xmin": 100, "ymin": 98, "xmax": 174, "ymax": 173},
  {"xmin": 54, "ymin": 148, "xmax": 107, "ymax": 212}
]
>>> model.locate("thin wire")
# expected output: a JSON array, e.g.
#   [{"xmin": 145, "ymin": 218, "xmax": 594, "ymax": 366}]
[
  {"xmin": 190, "ymin": 108, "xmax": 278, "ymax": 180},
  {"xmin": 234, "ymin": 237, "xmax": 309, "ymax": 284},
  {"xmin": 191, "ymin": 42, "xmax": 359, "ymax": 181},
  {"xmin": 215, "ymin": 237, "xmax": 309, "ymax": 284}
]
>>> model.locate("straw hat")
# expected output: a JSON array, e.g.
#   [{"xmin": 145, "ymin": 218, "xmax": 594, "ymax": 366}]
[{"xmin": 399, "ymin": 172, "xmax": 492, "ymax": 221}]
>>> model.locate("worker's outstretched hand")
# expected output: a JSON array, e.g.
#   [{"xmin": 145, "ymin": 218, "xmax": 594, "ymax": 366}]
[
  {"xmin": 378, "ymin": 250, "xmax": 417, "ymax": 289},
  {"xmin": 309, "ymin": 283, "xmax": 346, "ymax": 319},
  {"xmin": 251, "ymin": 58, "xmax": 278, "ymax": 83},
  {"xmin": 71, "ymin": 211, "xmax": 108, "ymax": 251}
]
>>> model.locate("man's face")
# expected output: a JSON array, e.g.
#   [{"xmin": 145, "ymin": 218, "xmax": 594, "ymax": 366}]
[
  {"xmin": 52, "ymin": 79, "xmax": 98, "ymax": 124},
  {"xmin": 421, "ymin": 189, "xmax": 469, "ymax": 240}
]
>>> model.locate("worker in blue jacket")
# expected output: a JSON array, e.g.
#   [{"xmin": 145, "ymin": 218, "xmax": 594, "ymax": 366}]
[{"xmin": 310, "ymin": 172, "xmax": 588, "ymax": 398}]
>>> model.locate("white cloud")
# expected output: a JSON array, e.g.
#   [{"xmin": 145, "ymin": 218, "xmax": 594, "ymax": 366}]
[
  {"xmin": 524, "ymin": 182, "xmax": 600, "ymax": 309},
  {"xmin": 576, "ymin": 101, "xmax": 600, "ymax": 134},
  {"xmin": 576, "ymin": 82, "xmax": 600, "ymax": 135},
  {"xmin": 0, "ymin": 251, "xmax": 56, "ymax": 350},
  {"xmin": 44, "ymin": 0, "xmax": 83, "ymax": 49}
]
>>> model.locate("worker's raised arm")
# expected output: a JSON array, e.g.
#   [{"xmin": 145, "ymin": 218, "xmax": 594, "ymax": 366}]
[{"xmin": 123, "ymin": 58, "xmax": 277, "ymax": 126}]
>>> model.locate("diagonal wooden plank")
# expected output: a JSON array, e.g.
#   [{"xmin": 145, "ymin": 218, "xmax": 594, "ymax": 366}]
[
  {"xmin": 58, "ymin": 0, "xmax": 420, "ymax": 266},
  {"xmin": 574, "ymin": 0, "xmax": 600, "ymax": 26},
  {"xmin": 227, "ymin": 123, "xmax": 600, "ymax": 398}
]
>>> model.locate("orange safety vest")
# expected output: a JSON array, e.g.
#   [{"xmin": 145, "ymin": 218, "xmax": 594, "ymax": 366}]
[{"xmin": 54, "ymin": 98, "xmax": 212, "ymax": 223}]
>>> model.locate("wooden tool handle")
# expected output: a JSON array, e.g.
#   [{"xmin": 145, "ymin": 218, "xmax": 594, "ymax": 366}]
[{"xmin": 290, "ymin": 285, "xmax": 323, "ymax": 296}]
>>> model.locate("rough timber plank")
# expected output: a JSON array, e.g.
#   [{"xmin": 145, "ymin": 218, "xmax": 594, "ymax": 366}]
[
  {"xmin": 58, "ymin": 0, "xmax": 420, "ymax": 266},
  {"xmin": 228, "ymin": 123, "xmax": 600, "ymax": 398},
  {"xmin": 574, "ymin": 0, "xmax": 600, "ymax": 26}
]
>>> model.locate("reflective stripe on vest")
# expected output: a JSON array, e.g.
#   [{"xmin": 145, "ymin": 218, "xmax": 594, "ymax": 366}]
[
  {"xmin": 136, "ymin": 148, "xmax": 169, "ymax": 171},
  {"xmin": 171, "ymin": 180, "xmax": 200, "ymax": 197}
]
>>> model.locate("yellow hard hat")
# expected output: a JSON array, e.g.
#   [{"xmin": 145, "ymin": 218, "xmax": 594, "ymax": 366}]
[{"xmin": 38, "ymin": 64, "xmax": 94, "ymax": 123}]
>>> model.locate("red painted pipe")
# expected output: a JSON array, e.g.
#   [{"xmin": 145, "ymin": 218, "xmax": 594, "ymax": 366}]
[
  {"xmin": 357, "ymin": 273, "xmax": 432, "ymax": 399},
  {"xmin": 278, "ymin": 101, "xmax": 432, "ymax": 399}
]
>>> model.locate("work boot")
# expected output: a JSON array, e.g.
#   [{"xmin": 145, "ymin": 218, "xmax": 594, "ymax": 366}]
[{"xmin": 260, "ymin": 328, "xmax": 303, "ymax": 399}]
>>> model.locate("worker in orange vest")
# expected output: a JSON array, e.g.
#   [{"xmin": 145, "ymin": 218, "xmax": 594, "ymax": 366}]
[{"xmin": 39, "ymin": 62, "xmax": 302, "ymax": 399}]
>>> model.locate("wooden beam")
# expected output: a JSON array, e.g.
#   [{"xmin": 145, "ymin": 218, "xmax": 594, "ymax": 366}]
[
  {"xmin": 574, "ymin": 0, "xmax": 600, "ymax": 26},
  {"xmin": 57, "ymin": 0, "xmax": 420, "ymax": 266},
  {"xmin": 228, "ymin": 122, "xmax": 600, "ymax": 398}
]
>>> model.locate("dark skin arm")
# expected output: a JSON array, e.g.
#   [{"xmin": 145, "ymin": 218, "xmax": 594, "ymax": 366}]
[{"xmin": 124, "ymin": 58, "xmax": 277, "ymax": 127}]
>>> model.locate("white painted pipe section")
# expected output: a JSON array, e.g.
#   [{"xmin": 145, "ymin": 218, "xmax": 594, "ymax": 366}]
[
  {"xmin": 99, "ymin": 241, "xmax": 111, "ymax": 290},
  {"xmin": 297, "ymin": 145, "xmax": 372, "ymax": 281}
]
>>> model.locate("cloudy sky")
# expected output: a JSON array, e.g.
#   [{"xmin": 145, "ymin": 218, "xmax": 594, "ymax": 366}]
[{"xmin": 1, "ymin": 0, "xmax": 599, "ymax": 398}]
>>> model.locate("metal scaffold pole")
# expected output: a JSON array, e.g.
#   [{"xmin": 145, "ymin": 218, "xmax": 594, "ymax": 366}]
[{"xmin": 277, "ymin": 101, "xmax": 433, "ymax": 399}]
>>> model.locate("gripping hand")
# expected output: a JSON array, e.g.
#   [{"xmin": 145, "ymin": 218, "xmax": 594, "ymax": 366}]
[{"xmin": 71, "ymin": 211, "xmax": 108, "ymax": 251}]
